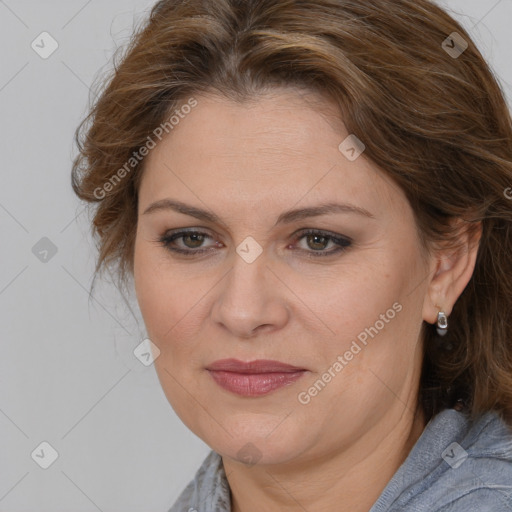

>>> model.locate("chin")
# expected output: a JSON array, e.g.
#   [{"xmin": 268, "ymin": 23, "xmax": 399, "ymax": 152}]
[{"xmin": 202, "ymin": 419, "xmax": 308, "ymax": 467}]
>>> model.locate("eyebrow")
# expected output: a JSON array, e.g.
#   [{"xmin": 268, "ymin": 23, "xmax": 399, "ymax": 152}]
[{"xmin": 142, "ymin": 199, "xmax": 375, "ymax": 226}]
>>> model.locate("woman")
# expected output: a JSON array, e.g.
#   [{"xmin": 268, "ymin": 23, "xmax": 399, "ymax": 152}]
[{"xmin": 71, "ymin": 0, "xmax": 512, "ymax": 510}]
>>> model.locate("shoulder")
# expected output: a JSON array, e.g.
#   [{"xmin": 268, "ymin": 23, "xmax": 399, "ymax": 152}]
[
  {"xmin": 433, "ymin": 410, "xmax": 512, "ymax": 511},
  {"xmin": 168, "ymin": 450, "xmax": 231, "ymax": 512},
  {"xmin": 435, "ymin": 488, "xmax": 512, "ymax": 512},
  {"xmin": 371, "ymin": 408, "xmax": 512, "ymax": 512}
]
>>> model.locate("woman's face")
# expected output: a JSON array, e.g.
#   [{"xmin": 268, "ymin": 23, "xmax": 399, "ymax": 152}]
[{"xmin": 134, "ymin": 88, "xmax": 436, "ymax": 466}]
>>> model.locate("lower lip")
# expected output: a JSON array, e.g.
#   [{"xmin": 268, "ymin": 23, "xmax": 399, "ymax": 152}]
[{"xmin": 207, "ymin": 370, "xmax": 306, "ymax": 397}]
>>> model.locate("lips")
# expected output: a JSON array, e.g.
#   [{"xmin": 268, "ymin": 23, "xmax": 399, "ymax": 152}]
[
  {"xmin": 206, "ymin": 358, "xmax": 305, "ymax": 373},
  {"xmin": 206, "ymin": 359, "xmax": 307, "ymax": 397}
]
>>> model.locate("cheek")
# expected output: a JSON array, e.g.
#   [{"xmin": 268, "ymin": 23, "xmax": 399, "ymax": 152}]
[
  {"xmin": 134, "ymin": 241, "xmax": 207, "ymax": 352},
  {"xmin": 134, "ymin": 240, "xmax": 175, "ymax": 339},
  {"xmin": 133, "ymin": 244, "xmax": 211, "ymax": 434},
  {"xmin": 306, "ymin": 261, "xmax": 400, "ymax": 337},
  {"xmin": 305, "ymin": 252, "xmax": 420, "ymax": 389}
]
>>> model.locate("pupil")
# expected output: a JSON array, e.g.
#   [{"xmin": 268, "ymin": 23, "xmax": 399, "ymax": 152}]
[
  {"xmin": 185, "ymin": 234, "xmax": 204, "ymax": 248},
  {"xmin": 308, "ymin": 234, "xmax": 327, "ymax": 251}
]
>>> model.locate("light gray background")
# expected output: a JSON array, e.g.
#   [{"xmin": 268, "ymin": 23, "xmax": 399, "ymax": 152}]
[{"xmin": 1, "ymin": 1, "xmax": 511, "ymax": 511}]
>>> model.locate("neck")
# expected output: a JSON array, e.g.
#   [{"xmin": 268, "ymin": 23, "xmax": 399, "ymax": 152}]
[{"xmin": 223, "ymin": 402, "xmax": 427, "ymax": 512}]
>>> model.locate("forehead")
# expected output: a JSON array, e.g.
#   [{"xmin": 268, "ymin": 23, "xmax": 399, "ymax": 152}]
[
  {"xmin": 139, "ymin": 89, "xmax": 408, "ymax": 219},
  {"xmin": 149, "ymin": 89, "xmax": 346, "ymax": 162}
]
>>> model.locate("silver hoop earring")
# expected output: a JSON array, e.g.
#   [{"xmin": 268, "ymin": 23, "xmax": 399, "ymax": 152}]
[{"xmin": 436, "ymin": 311, "xmax": 448, "ymax": 336}]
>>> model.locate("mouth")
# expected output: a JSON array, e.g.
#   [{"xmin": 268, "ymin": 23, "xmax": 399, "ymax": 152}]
[{"xmin": 206, "ymin": 359, "xmax": 307, "ymax": 397}]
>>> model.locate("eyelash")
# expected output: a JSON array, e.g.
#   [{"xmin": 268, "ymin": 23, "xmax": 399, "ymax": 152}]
[{"xmin": 155, "ymin": 228, "xmax": 352, "ymax": 259}]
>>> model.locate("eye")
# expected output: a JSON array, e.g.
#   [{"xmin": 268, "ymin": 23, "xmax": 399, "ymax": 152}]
[
  {"xmin": 291, "ymin": 229, "xmax": 352, "ymax": 258},
  {"xmin": 157, "ymin": 229, "xmax": 220, "ymax": 255},
  {"xmin": 155, "ymin": 228, "xmax": 352, "ymax": 258}
]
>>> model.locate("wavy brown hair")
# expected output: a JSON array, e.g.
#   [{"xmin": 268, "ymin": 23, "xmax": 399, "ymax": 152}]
[{"xmin": 71, "ymin": 0, "xmax": 512, "ymax": 426}]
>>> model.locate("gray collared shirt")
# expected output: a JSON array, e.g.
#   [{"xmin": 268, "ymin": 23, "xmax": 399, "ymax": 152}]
[{"xmin": 169, "ymin": 408, "xmax": 512, "ymax": 511}]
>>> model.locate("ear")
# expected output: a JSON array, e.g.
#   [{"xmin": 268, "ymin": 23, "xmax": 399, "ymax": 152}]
[{"xmin": 422, "ymin": 218, "xmax": 482, "ymax": 324}]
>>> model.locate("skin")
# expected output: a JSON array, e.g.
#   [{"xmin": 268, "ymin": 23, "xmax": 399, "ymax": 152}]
[{"xmin": 133, "ymin": 88, "xmax": 481, "ymax": 512}]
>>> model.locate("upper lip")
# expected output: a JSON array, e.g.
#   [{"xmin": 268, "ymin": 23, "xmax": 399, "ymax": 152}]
[{"xmin": 206, "ymin": 359, "xmax": 305, "ymax": 373}]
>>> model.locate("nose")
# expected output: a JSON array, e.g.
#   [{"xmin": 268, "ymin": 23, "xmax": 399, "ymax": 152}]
[{"xmin": 210, "ymin": 250, "xmax": 290, "ymax": 339}]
